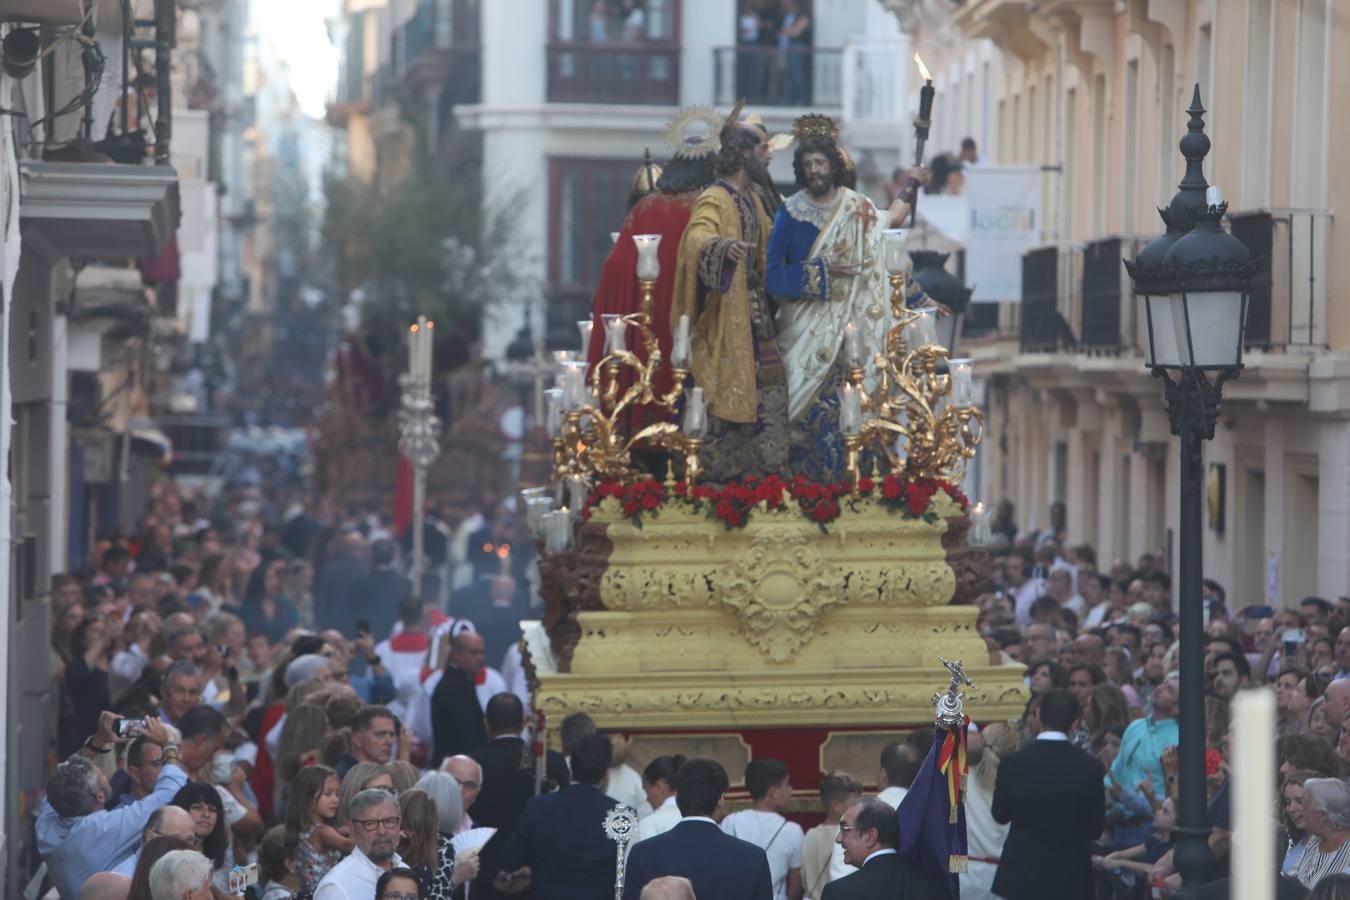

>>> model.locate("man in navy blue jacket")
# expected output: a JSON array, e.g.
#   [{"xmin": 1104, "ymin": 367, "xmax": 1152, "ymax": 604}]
[
  {"xmin": 496, "ymin": 731, "xmax": 618, "ymax": 898},
  {"xmin": 623, "ymin": 758, "xmax": 773, "ymax": 900}
]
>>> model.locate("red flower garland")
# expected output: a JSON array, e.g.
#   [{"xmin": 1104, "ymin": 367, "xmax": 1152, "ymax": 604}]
[{"xmin": 583, "ymin": 472, "xmax": 968, "ymax": 532}]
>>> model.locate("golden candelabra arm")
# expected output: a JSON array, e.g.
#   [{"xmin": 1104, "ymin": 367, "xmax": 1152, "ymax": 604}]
[
  {"xmin": 558, "ymin": 271, "xmax": 696, "ymax": 484},
  {"xmin": 843, "ymin": 269, "xmax": 984, "ymax": 484}
]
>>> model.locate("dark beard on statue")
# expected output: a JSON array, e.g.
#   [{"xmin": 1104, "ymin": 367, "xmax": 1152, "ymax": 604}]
[
  {"xmin": 744, "ymin": 155, "xmax": 781, "ymax": 214},
  {"xmin": 806, "ymin": 174, "xmax": 832, "ymax": 199}
]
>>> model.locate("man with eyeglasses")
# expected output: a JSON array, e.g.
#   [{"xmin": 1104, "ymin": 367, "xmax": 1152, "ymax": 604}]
[
  {"xmin": 314, "ymin": 789, "xmax": 406, "ymax": 900},
  {"xmin": 821, "ymin": 799, "xmax": 945, "ymax": 900},
  {"xmin": 111, "ymin": 738, "xmax": 164, "ymax": 808}
]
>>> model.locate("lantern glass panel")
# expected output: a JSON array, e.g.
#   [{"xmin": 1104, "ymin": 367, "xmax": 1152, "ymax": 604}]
[
  {"xmin": 1142, "ymin": 292, "xmax": 1182, "ymax": 368},
  {"xmin": 1172, "ymin": 289, "xmax": 1245, "ymax": 368}
]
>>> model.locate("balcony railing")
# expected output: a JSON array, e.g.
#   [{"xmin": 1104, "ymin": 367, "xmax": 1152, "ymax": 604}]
[
  {"xmin": 714, "ymin": 45, "xmax": 842, "ymax": 108},
  {"xmin": 547, "ymin": 43, "xmax": 680, "ymax": 105},
  {"xmin": 1228, "ymin": 208, "xmax": 1333, "ymax": 350}
]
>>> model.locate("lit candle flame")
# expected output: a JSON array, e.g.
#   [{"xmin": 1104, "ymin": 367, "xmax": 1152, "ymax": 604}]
[
  {"xmin": 410, "ymin": 323, "xmax": 419, "ymax": 333},
  {"xmin": 914, "ymin": 52, "xmax": 932, "ymax": 82}
]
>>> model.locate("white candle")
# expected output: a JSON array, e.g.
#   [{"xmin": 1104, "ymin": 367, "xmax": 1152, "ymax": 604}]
[
  {"xmin": 906, "ymin": 309, "xmax": 939, "ymax": 348},
  {"xmin": 544, "ymin": 388, "xmax": 563, "ymax": 436},
  {"xmin": 566, "ymin": 476, "xmax": 589, "ymax": 517},
  {"xmin": 1231, "ymin": 688, "xmax": 1275, "ymax": 900},
  {"xmin": 672, "ymin": 315, "xmax": 691, "ymax": 368},
  {"xmin": 948, "ymin": 358, "xmax": 974, "ymax": 405},
  {"xmin": 840, "ymin": 384, "xmax": 862, "ymax": 435},
  {"xmin": 970, "ymin": 501, "xmax": 990, "ymax": 544},
  {"xmin": 578, "ymin": 319, "xmax": 595, "ymax": 353},
  {"xmin": 633, "ymin": 234, "xmax": 662, "ymax": 281},
  {"xmin": 682, "ymin": 386, "xmax": 707, "ymax": 438},
  {"xmin": 610, "ymin": 231, "xmax": 620, "ymax": 245},
  {"xmin": 844, "ymin": 321, "xmax": 863, "ymax": 367},
  {"xmin": 561, "ymin": 360, "xmax": 588, "ymax": 409},
  {"xmin": 1207, "ymin": 185, "xmax": 1223, "ymax": 207},
  {"xmin": 604, "ymin": 314, "xmax": 627, "ymax": 353}
]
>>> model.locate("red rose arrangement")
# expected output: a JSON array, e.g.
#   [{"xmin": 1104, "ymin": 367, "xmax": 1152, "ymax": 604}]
[{"xmin": 583, "ymin": 472, "xmax": 968, "ymax": 532}]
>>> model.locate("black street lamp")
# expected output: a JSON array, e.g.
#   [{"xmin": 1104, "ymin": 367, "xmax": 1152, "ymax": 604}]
[
  {"xmin": 1124, "ymin": 85, "xmax": 1257, "ymax": 899},
  {"xmin": 909, "ymin": 249, "xmax": 973, "ymax": 355}
]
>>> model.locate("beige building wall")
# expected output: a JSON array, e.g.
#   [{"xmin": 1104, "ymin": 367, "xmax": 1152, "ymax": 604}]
[{"xmin": 897, "ymin": 0, "xmax": 1347, "ymax": 607}]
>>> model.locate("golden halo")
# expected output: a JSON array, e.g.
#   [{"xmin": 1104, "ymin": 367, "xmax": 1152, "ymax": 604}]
[{"xmin": 665, "ymin": 106, "xmax": 724, "ymax": 159}]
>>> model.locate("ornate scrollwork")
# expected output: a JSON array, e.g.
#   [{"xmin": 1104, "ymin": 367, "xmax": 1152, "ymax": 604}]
[{"xmin": 711, "ymin": 527, "xmax": 845, "ymax": 662}]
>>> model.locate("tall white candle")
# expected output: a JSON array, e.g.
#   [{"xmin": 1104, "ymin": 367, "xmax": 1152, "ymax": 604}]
[
  {"xmin": 882, "ymin": 229, "xmax": 910, "ymax": 275},
  {"xmin": 948, "ymin": 358, "xmax": 974, "ymax": 405},
  {"xmin": 844, "ymin": 321, "xmax": 863, "ymax": 367},
  {"xmin": 672, "ymin": 315, "xmax": 691, "ymax": 368},
  {"xmin": 840, "ymin": 384, "xmax": 862, "ymax": 435},
  {"xmin": 605, "ymin": 316, "xmax": 627, "ymax": 353},
  {"xmin": 544, "ymin": 388, "xmax": 563, "ymax": 436},
  {"xmin": 1231, "ymin": 688, "xmax": 1275, "ymax": 900},
  {"xmin": 578, "ymin": 319, "xmax": 595, "ymax": 354},
  {"xmin": 682, "ymin": 386, "xmax": 707, "ymax": 437}
]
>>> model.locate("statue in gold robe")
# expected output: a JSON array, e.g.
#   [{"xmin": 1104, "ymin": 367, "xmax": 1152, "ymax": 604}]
[{"xmin": 670, "ymin": 125, "xmax": 789, "ymax": 481}]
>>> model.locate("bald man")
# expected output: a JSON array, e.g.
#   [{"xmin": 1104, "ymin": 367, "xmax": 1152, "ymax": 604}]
[
  {"xmin": 430, "ymin": 632, "xmax": 489, "ymax": 766},
  {"xmin": 79, "ymin": 873, "xmax": 130, "ymax": 900},
  {"xmin": 641, "ymin": 877, "xmax": 697, "ymax": 900},
  {"xmin": 111, "ymin": 806, "xmax": 196, "ymax": 877}
]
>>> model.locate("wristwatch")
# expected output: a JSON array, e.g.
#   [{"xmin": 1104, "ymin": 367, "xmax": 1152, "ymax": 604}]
[
  {"xmin": 367, "ymin": 655, "xmax": 382, "ymax": 667},
  {"xmin": 162, "ymin": 743, "xmax": 181, "ymax": 765},
  {"xmin": 83, "ymin": 736, "xmax": 112, "ymax": 754}
]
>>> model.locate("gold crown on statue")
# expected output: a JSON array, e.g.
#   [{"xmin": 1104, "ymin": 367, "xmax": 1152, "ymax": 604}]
[
  {"xmin": 792, "ymin": 112, "xmax": 840, "ymax": 143},
  {"xmin": 665, "ymin": 106, "xmax": 724, "ymax": 160},
  {"xmin": 630, "ymin": 147, "xmax": 663, "ymax": 196}
]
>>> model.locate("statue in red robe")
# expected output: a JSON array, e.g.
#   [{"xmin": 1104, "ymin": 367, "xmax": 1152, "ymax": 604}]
[{"xmin": 585, "ymin": 150, "xmax": 715, "ymax": 431}]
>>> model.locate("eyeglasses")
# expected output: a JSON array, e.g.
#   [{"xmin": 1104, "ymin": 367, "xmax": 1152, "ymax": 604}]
[
  {"xmin": 381, "ymin": 893, "xmax": 419, "ymax": 900},
  {"xmin": 353, "ymin": 816, "xmax": 402, "ymax": 832},
  {"xmin": 837, "ymin": 824, "xmax": 856, "ymax": 835},
  {"xmin": 135, "ymin": 757, "xmax": 163, "ymax": 769}
]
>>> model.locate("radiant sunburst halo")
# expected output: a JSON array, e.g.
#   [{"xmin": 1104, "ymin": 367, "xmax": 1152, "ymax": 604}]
[{"xmin": 665, "ymin": 106, "xmax": 724, "ymax": 159}]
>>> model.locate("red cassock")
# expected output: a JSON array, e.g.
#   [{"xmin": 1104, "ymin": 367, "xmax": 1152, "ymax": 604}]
[{"xmin": 585, "ymin": 191, "xmax": 699, "ymax": 431}]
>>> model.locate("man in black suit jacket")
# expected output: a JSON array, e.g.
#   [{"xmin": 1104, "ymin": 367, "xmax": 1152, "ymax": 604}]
[
  {"xmin": 820, "ymin": 798, "xmax": 947, "ymax": 900},
  {"xmin": 497, "ymin": 731, "xmax": 617, "ymax": 899},
  {"xmin": 992, "ymin": 688, "xmax": 1107, "ymax": 900},
  {"xmin": 429, "ymin": 631, "xmax": 490, "ymax": 768},
  {"xmin": 471, "ymin": 694, "xmax": 571, "ymax": 900},
  {"xmin": 624, "ymin": 758, "xmax": 773, "ymax": 900}
]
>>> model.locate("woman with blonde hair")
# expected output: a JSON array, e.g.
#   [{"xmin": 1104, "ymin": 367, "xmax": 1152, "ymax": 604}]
[
  {"xmin": 336, "ymin": 761, "xmax": 395, "ymax": 826},
  {"xmin": 273, "ymin": 703, "xmax": 328, "ymax": 814},
  {"xmin": 960, "ymin": 722, "xmax": 1016, "ymax": 900}
]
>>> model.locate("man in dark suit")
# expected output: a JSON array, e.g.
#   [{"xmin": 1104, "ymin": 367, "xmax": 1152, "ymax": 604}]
[
  {"xmin": 496, "ymin": 731, "xmax": 617, "ymax": 899},
  {"xmin": 470, "ymin": 694, "xmax": 571, "ymax": 900},
  {"xmin": 820, "ymin": 798, "xmax": 947, "ymax": 900},
  {"xmin": 623, "ymin": 758, "xmax": 773, "ymax": 900},
  {"xmin": 991, "ymin": 688, "xmax": 1107, "ymax": 900},
  {"xmin": 429, "ymin": 631, "xmax": 490, "ymax": 768}
]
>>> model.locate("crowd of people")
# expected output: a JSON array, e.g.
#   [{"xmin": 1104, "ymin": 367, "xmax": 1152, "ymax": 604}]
[
  {"xmin": 954, "ymin": 498, "xmax": 1350, "ymax": 899},
  {"xmin": 37, "ymin": 470, "xmax": 1350, "ymax": 900}
]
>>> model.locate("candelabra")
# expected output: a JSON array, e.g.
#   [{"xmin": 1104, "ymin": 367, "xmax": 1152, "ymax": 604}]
[
  {"xmin": 398, "ymin": 320, "xmax": 441, "ymax": 600},
  {"xmin": 548, "ymin": 234, "xmax": 706, "ymax": 488},
  {"xmin": 838, "ymin": 230, "xmax": 984, "ymax": 487}
]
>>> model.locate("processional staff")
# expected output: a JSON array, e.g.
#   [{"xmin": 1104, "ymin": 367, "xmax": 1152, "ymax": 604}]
[{"xmin": 603, "ymin": 804, "xmax": 639, "ymax": 900}]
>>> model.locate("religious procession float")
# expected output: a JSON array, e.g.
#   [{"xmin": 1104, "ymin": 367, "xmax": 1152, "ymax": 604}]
[{"xmin": 505, "ymin": 102, "xmax": 1028, "ymax": 806}]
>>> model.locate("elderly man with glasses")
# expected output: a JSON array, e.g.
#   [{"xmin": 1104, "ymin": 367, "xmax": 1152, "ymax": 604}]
[{"xmin": 314, "ymin": 789, "xmax": 406, "ymax": 900}]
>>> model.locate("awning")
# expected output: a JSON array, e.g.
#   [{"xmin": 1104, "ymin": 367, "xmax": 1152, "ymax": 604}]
[
  {"xmin": 126, "ymin": 415, "xmax": 172, "ymax": 463},
  {"xmin": 20, "ymin": 161, "xmax": 179, "ymax": 260}
]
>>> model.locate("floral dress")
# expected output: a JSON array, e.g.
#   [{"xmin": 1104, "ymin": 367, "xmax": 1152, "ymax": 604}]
[{"xmin": 296, "ymin": 825, "xmax": 344, "ymax": 894}]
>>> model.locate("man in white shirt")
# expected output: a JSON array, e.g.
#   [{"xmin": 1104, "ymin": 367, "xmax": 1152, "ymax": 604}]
[
  {"xmin": 720, "ymin": 759, "xmax": 804, "ymax": 900},
  {"xmin": 314, "ymin": 790, "xmax": 406, "ymax": 900},
  {"xmin": 874, "ymin": 742, "xmax": 920, "ymax": 810}
]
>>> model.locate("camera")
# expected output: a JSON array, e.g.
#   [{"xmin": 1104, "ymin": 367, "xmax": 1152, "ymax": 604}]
[
  {"xmin": 227, "ymin": 863, "xmax": 259, "ymax": 895},
  {"xmin": 115, "ymin": 718, "xmax": 147, "ymax": 738}
]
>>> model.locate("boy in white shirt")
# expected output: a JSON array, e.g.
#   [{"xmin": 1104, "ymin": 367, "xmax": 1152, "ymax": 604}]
[{"xmin": 720, "ymin": 758, "xmax": 804, "ymax": 900}]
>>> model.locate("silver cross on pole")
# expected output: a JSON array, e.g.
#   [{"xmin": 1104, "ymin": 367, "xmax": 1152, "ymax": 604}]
[
  {"xmin": 604, "ymin": 804, "xmax": 639, "ymax": 900},
  {"xmin": 934, "ymin": 656, "xmax": 975, "ymax": 728}
]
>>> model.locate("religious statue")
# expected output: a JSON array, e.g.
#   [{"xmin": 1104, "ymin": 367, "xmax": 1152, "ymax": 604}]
[
  {"xmin": 670, "ymin": 108, "xmax": 789, "ymax": 482},
  {"xmin": 766, "ymin": 114, "xmax": 930, "ymax": 480},
  {"xmin": 585, "ymin": 108, "xmax": 720, "ymax": 438}
]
